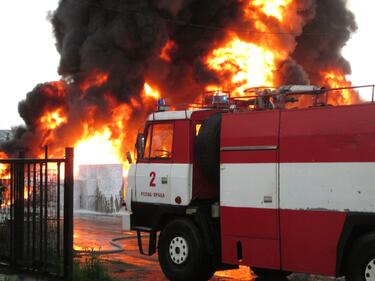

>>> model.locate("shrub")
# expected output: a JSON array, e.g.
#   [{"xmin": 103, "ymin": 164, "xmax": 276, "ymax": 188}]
[{"xmin": 73, "ymin": 253, "xmax": 118, "ymax": 281}]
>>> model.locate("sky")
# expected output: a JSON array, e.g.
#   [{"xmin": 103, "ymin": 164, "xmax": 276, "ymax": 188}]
[
  {"xmin": 0, "ymin": 0, "xmax": 60, "ymax": 129},
  {"xmin": 0, "ymin": 0, "xmax": 374, "ymax": 129},
  {"xmin": 342, "ymin": 1, "xmax": 375, "ymax": 88}
]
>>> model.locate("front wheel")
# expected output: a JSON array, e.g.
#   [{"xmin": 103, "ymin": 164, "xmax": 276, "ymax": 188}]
[
  {"xmin": 158, "ymin": 218, "xmax": 214, "ymax": 281},
  {"xmin": 347, "ymin": 233, "xmax": 375, "ymax": 281}
]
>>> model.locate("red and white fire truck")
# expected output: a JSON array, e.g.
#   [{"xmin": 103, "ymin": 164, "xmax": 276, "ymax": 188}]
[{"xmin": 123, "ymin": 85, "xmax": 375, "ymax": 281}]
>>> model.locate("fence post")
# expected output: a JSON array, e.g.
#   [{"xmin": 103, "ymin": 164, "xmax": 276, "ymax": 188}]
[
  {"xmin": 14, "ymin": 152, "xmax": 25, "ymax": 266},
  {"xmin": 64, "ymin": 148, "xmax": 74, "ymax": 281}
]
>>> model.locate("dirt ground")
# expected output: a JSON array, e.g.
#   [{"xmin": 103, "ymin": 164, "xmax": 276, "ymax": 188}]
[{"xmin": 74, "ymin": 213, "xmax": 344, "ymax": 281}]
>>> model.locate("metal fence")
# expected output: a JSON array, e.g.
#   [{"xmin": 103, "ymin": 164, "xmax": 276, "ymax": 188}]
[{"xmin": 0, "ymin": 147, "xmax": 73, "ymax": 280}]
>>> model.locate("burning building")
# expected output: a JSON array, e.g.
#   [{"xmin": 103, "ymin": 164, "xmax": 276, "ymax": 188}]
[{"xmin": 0, "ymin": 0, "xmax": 358, "ymax": 182}]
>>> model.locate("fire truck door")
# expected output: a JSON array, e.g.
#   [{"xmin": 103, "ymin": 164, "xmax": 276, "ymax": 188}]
[
  {"xmin": 135, "ymin": 123, "xmax": 173, "ymax": 205},
  {"xmin": 220, "ymin": 110, "xmax": 280, "ymax": 269}
]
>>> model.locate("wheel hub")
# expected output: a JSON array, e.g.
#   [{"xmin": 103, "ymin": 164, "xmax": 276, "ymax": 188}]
[
  {"xmin": 169, "ymin": 236, "xmax": 189, "ymax": 265},
  {"xmin": 365, "ymin": 259, "xmax": 375, "ymax": 281}
]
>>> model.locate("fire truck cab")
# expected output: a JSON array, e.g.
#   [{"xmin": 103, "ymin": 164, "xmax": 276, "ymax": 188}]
[{"xmin": 123, "ymin": 86, "xmax": 375, "ymax": 281}]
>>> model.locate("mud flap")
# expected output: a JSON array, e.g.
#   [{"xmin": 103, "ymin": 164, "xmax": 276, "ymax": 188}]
[{"xmin": 136, "ymin": 229, "xmax": 157, "ymax": 256}]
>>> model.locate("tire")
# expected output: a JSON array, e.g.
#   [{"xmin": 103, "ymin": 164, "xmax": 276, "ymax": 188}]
[
  {"xmin": 158, "ymin": 218, "xmax": 214, "ymax": 281},
  {"xmin": 347, "ymin": 233, "xmax": 375, "ymax": 281},
  {"xmin": 195, "ymin": 113, "xmax": 221, "ymax": 182},
  {"xmin": 252, "ymin": 268, "xmax": 291, "ymax": 280}
]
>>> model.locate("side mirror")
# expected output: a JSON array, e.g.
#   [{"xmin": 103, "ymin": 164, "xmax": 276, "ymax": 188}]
[{"xmin": 126, "ymin": 151, "xmax": 133, "ymax": 164}]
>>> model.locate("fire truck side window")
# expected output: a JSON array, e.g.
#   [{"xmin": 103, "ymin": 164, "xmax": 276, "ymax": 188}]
[
  {"xmin": 143, "ymin": 126, "xmax": 152, "ymax": 159},
  {"xmin": 150, "ymin": 123, "xmax": 173, "ymax": 159}
]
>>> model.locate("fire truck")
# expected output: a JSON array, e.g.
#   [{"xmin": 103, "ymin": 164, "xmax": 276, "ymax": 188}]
[{"xmin": 123, "ymin": 85, "xmax": 375, "ymax": 281}]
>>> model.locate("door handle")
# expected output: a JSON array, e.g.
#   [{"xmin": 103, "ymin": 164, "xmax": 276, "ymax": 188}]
[
  {"xmin": 263, "ymin": 196, "xmax": 272, "ymax": 203},
  {"xmin": 161, "ymin": 176, "xmax": 168, "ymax": 184}
]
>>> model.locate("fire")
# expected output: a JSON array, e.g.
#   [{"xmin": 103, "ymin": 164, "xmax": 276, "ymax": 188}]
[
  {"xmin": 24, "ymin": 187, "xmax": 33, "ymax": 200},
  {"xmin": 80, "ymin": 71, "xmax": 109, "ymax": 93},
  {"xmin": 0, "ymin": 152, "xmax": 9, "ymax": 179},
  {"xmin": 206, "ymin": 37, "xmax": 283, "ymax": 96},
  {"xmin": 160, "ymin": 40, "xmax": 176, "ymax": 62},
  {"xmin": 6, "ymin": 0, "xmax": 359, "ymax": 190},
  {"xmin": 322, "ymin": 70, "xmax": 359, "ymax": 105},
  {"xmin": 252, "ymin": 0, "xmax": 293, "ymax": 21},
  {"xmin": 40, "ymin": 109, "xmax": 67, "ymax": 130},
  {"xmin": 144, "ymin": 83, "xmax": 161, "ymax": 100},
  {"xmin": 45, "ymin": 81, "xmax": 66, "ymax": 97},
  {"xmin": 205, "ymin": 0, "xmax": 296, "ymax": 96},
  {"xmin": 73, "ymin": 101, "xmax": 136, "ymax": 177},
  {"xmin": 0, "ymin": 200, "xmax": 10, "ymax": 209},
  {"xmin": 74, "ymin": 128, "xmax": 123, "ymax": 176},
  {"xmin": 204, "ymin": 0, "xmax": 356, "ymax": 105},
  {"xmin": 71, "ymin": 81, "xmax": 158, "ymax": 177},
  {"xmin": 0, "ymin": 152, "xmax": 10, "ymax": 208},
  {"xmin": 0, "ymin": 164, "xmax": 5, "ymax": 179},
  {"xmin": 74, "ymin": 70, "xmax": 132, "ymax": 176}
]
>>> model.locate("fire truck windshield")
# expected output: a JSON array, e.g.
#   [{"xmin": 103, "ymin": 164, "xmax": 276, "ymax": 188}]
[{"xmin": 143, "ymin": 123, "xmax": 173, "ymax": 159}]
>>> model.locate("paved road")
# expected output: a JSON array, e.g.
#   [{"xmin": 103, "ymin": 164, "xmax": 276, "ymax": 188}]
[{"xmin": 73, "ymin": 213, "xmax": 343, "ymax": 281}]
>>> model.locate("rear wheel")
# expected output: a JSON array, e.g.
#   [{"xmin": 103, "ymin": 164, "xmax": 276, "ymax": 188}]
[
  {"xmin": 347, "ymin": 233, "xmax": 375, "ymax": 281},
  {"xmin": 158, "ymin": 218, "xmax": 214, "ymax": 281}
]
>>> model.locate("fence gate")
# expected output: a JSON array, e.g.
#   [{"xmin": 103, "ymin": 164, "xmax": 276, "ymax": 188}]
[{"xmin": 0, "ymin": 147, "xmax": 73, "ymax": 280}]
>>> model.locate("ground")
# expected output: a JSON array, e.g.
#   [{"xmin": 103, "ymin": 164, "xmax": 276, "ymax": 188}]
[{"xmin": 73, "ymin": 213, "xmax": 345, "ymax": 281}]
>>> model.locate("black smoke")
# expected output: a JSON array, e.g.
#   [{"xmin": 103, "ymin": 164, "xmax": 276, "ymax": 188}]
[{"xmin": 292, "ymin": 0, "xmax": 357, "ymax": 82}]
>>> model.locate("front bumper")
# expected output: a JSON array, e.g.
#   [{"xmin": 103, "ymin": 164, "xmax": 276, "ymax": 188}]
[{"xmin": 122, "ymin": 210, "xmax": 132, "ymax": 231}]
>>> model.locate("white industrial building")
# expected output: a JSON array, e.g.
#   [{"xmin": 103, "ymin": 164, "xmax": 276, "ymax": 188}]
[{"xmin": 74, "ymin": 164, "xmax": 123, "ymax": 213}]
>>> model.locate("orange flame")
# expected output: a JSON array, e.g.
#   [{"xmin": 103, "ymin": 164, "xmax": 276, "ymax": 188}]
[
  {"xmin": 73, "ymin": 102, "xmax": 136, "ymax": 177},
  {"xmin": 72, "ymin": 83, "xmax": 157, "ymax": 177},
  {"xmin": 160, "ymin": 40, "xmax": 176, "ymax": 62},
  {"xmin": 0, "ymin": 152, "xmax": 9, "ymax": 179},
  {"xmin": 74, "ymin": 128, "xmax": 123, "ymax": 175},
  {"xmin": 45, "ymin": 81, "xmax": 66, "ymax": 97},
  {"xmin": 205, "ymin": 0, "xmax": 298, "ymax": 96},
  {"xmin": 40, "ymin": 108, "xmax": 67, "ymax": 130},
  {"xmin": 206, "ymin": 36, "xmax": 284, "ymax": 96},
  {"xmin": 252, "ymin": 0, "xmax": 293, "ymax": 21},
  {"xmin": 37, "ymin": 78, "xmax": 157, "ymax": 179},
  {"xmin": 80, "ymin": 71, "xmax": 109, "ymax": 93},
  {"xmin": 144, "ymin": 83, "xmax": 161, "ymax": 100},
  {"xmin": 24, "ymin": 187, "xmax": 33, "ymax": 200},
  {"xmin": 322, "ymin": 70, "xmax": 359, "ymax": 105}
]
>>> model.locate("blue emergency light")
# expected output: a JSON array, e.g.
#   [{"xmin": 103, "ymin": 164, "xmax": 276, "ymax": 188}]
[
  {"xmin": 157, "ymin": 98, "xmax": 168, "ymax": 111},
  {"xmin": 212, "ymin": 94, "xmax": 229, "ymax": 105},
  {"xmin": 205, "ymin": 93, "xmax": 230, "ymax": 106}
]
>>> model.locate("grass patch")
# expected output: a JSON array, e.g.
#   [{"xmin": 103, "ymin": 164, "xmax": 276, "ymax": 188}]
[{"xmin": 73, "ymin": 253, "xmax": 118, "ymax": 281}]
